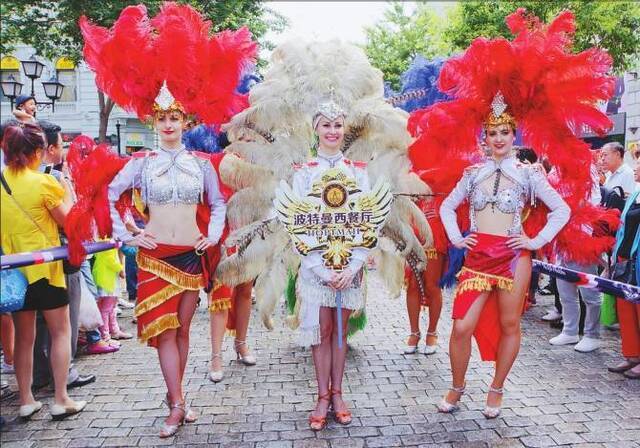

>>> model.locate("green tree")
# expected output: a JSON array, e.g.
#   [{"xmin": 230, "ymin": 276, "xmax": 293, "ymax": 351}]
[
  {"xmin": 363, "ymin": 2, "xmax": 453, "ymax": 90},
  {"xmin": 444, "ymin": 1, "xmax": 640, "ymax": 73},
  {"xmin": 1, "ymin": 0, "xmax": 287, "ymax": 141}
]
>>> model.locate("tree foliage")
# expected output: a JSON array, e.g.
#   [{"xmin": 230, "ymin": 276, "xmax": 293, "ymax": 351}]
[
  {"xmin": 0, "ymin": 0, "xmax": 287, "ymax": 64},
  {"xmin": 444, "ymin": 1, "xmax": 640, "ymax": 73},
  {"xmin": 363, "ymin": 2, "xmax": 453, "ymax": 90},
  {"xmin": 0, "ymin": 0, "xmax": 287, "ymax": 141}
]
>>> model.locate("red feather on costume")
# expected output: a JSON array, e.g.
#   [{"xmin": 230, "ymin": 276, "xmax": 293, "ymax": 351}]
[
  {"xmin": 69, "ymin": 3, "xmax": 257, "ymax": 265},
  {"xmin": 65, "ymin": 145, "xmax": 128, "ymax": 265},
  {"xmin": 408, "ymin": 8, "xmax": 616, "ymax": 264},
  {"xmin": 79, "ymin": 1, "xmax": 257, "ymax": 125}
]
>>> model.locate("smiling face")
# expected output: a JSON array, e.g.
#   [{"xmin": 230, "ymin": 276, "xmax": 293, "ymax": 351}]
[
  {"xmin": 20, "ymin": 99, "xmax": 37, "ymax": 116},
  {"xmin": 154, "ymin": 110, "xmax": 185, "ymax": 146},
  {"xmin": 315, "ymin": 116, "xmax": 345, "ymax": 153},
  {"xmin": 484, "ymin": 124, "xmax": 515, "ymax": 159}
]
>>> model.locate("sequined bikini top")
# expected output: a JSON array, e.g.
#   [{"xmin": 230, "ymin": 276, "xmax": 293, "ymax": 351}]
[
  {"xmin": 470, "ymin": 185, "xmax": 522, "ymax": 214},
  {"xmin": 140, "ymin": 148, "xmax": 205, "ymax": 206}
]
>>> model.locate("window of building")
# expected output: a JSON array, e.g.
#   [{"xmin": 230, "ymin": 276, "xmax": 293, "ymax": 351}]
[
  {"xmin": 1, "ymin": 56, "xmax": 21, "ymax": 103},
  {"xmin": 55, "ymin": 57, "xmax": 77, "ymax": 102}
]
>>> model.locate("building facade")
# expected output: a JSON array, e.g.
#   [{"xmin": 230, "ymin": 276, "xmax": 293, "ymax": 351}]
[{"xmin": 1, "ymin": 45, "xmax": 155, "ymax": 153}]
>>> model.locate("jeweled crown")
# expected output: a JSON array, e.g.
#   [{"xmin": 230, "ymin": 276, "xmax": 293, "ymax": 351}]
[
  {"xmin": 152, "ymin": 81, "xmax": 185, "ymax": 115},
  {"xmin": 484, "ymin": 91, "xmax": 517, "ymax": 129}
]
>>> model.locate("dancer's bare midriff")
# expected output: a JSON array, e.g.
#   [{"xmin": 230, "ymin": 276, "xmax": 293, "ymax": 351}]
[{"xmin": 145, "ymin": 203, "xmax": 201, "ymax": 246}]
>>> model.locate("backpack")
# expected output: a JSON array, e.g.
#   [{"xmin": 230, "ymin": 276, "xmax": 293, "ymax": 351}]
[{"xmin": 600, "ymin": 185, "xmax": 626, "ymax": 212}]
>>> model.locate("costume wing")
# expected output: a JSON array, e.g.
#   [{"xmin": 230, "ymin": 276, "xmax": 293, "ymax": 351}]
[
  {"xmin": 273, "ymin": 180, "xmax": 316, "ymax": 229},
  {"xmin": 355, "ymin": 179, "xmax": 393, "ymax": 228}
]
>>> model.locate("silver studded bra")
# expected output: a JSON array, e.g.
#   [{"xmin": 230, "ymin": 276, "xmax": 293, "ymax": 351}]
[
  {"xmin": 140, "ymin": 148, "xmax": 205, "ymax": 206},
  {"xmin": 471, "ymin": 185, "xmax": 522, "ymax": 214}
]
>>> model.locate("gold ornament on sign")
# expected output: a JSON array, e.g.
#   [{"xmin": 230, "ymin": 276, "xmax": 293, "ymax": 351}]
[{"xmin": 274, "ymin": 168, "xmax": 392, "ymax": 271}]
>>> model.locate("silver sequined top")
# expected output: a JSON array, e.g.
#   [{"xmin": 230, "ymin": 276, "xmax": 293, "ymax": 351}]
[
  {"xmin": 440, "ymin": 153, "xmax": 570, "ymax": 250},
  {"xmin": 108, "ymin": 147, "xmax": 226, "ymax": 243}
]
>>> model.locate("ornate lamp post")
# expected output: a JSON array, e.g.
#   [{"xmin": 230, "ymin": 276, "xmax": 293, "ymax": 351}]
[
  {"xmin": 19, "ymin": 55, "xmax": 65, "ymax": 113},
  {"xmin": 0, "ymin": 74, "xmax": 24, "ymax": 110},
  {"xmin": 115, "ymin": 119, "xmax": 122, "ymax": 156}
]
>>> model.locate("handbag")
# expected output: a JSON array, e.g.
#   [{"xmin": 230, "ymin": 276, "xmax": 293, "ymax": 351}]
[
  {"xmin": 0, "ymin": 249, "xmax": 28, "ymax": 313},
  {"xmin": 0, "ymin": 172, "xmax": 59, "ymax": 311},
  {"xmin": 610, "ymin": 190, "xmax": 640, "ymax": 285}
]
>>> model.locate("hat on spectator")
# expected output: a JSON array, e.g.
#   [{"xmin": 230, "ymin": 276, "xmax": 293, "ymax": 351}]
[{"xmin": 15, "ymin": 95, "xmax": 36, "ymax": 108}]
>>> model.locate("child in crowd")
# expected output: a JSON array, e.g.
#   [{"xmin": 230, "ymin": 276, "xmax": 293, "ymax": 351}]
[{"xmin": 92, "ymin": 247, "xmax": 132, "ymax": 343}]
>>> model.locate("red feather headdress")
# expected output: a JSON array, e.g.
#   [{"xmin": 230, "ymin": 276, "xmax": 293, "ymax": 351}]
[
  {"xmin": 408, "ymin": 8, "xmax": 617, "ymax": 264},
  {"xmin": 79, "ymin": 2, "xmax": 257, "ymax": 125}
]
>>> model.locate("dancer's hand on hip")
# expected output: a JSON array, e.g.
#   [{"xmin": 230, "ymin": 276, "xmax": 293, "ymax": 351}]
[
  {"xmin": 507, "ymin": 234, "xmax": 535, "ymax": 250},
  {"xmin": 453, "ymin": 234, "xmax": 477, "ymax": 250},
  {"xmin": 194, "ymin": 235, "xmax": 216, "ymax": 254},
  {"xmin": 128, "ymin": 230, "xmax": 157, "ymax": 249}
]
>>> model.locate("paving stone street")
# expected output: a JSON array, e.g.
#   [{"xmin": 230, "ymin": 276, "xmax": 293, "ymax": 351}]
[{"xmin": 1, "ymin": 274, "xmax": 639, "ymax": 448}]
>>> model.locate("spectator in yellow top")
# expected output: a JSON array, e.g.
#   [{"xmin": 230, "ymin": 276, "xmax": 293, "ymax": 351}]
[{"xmin": 0, "ymin": 122, "xmax": 86, "ymax": 420}]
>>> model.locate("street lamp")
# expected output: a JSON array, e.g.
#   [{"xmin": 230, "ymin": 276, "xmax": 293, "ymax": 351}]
[
  {"xmin": 41, "ymin": 76, "xmax": 65, "ymax": 112},
  {"xmin": 0, "ymin": 74, "xmax": 24, "ymax": 110},
  {"xmin": 20, "ymin": 55, "xmax": 45, "ymax": 97},
  {"xmin": 115, "ymin": 119, "xmax": 122, "ymax": 156},
  {"xmin": 19, "ymin": 55, "xmax": 65, "ymax": 114}
]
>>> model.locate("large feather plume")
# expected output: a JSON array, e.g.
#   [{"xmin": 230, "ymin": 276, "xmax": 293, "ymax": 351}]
[
  {"xmin": 408, "ymin": 9, "xmax": 616, "ymax": 264},
  {"xmin": 217, "ymin": 40, "xmax": 433, "ymax": 327},
  {"xmin": 79, "ymin": 2, "xmax": 257, "ymax": 125}
]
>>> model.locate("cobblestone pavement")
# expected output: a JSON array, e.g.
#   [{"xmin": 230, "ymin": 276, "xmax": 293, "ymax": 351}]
[{"xmin": 1, "ymin": 274, "xmax": 639, "ymax": 448}]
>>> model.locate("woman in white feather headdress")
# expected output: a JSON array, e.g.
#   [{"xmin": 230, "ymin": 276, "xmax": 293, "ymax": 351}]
[{"xmin": 215, "ymin": 40, "xmax": 433, "ymax": 430}]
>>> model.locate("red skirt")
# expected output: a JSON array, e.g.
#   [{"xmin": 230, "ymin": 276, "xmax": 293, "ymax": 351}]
[
  {"xmin": 452, "ymin": 233, "xmax": 529, "ymax": 361},
  {"xmin": 135, "ymin": 244, "xmax": 207, "ymax": 347}
]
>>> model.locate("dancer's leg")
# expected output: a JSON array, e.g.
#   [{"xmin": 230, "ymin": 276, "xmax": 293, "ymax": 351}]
[
  {"xmin": 330, "ymin": 307, "xmax": 352, "ymax": 415},
  {"xmin": 176, "ymin": 290, "xmax": 199, "ymax": 384},
  {"xmin": 490, "ymin": 255, "xmax": 531, "ymax": 408},
  {"xmin": 310, "ymin": 307, "xmax": 333, "ymax": 420},
  {"xmin": 445, "ymin": 291, "xmax": 490, "ymax": 404}
]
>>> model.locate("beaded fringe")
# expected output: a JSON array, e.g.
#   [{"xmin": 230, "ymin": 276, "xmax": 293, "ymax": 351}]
[
  {"xmin": 454, "ymin": 267, "xmax": 513, "ymax": 295},
  {"xmin": 139, "ymin": 313, "xmax": 180, "ymax": 344},
  {"xmin": 134, "ymin": 283, "xmax": 183, "ymax": 317},
  {"xmin": 296, "ymin": 278, "xmax": 363, "ymax": 311},
  {"xmin": 137, "ymin": 252, "xmax": 204, "ymax": 290},
  {"xmin": 297, "ymin": 325, "xmax": 322, "ymax": 347},
  {"xmin": 425, "ymin": 248, "xmax": 438, "ymax": 260},
  {"xmin": 208, "ymin": 297, "xmax": 233, "ymax": 313}
]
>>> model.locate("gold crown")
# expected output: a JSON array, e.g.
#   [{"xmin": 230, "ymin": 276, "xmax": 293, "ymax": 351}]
[
  {"xmin": 152, "ymin": 81, "xmax": 185, "ymax": 115},
  {"xmin": 484, "ymin": 91, "xmax": 517, "ymax": 129}
]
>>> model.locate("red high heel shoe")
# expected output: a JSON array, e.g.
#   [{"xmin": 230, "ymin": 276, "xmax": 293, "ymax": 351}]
[
  {"xmin": 330, "ymin": 389, "xmax": 352, "ymax": 425},
  {"xmin": 308, "ymin": 392, "xmax": 330, "ymax": 431}
]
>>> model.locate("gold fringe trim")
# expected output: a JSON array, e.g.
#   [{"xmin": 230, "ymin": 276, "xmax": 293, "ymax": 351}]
[
  {"xmin": 454, "ymin": 267, "xmax": 514, "ymax": 295},
  {"xmin": 135, "ymin": 283, "xmax": 184, "ymax": 317},
  {"xmin": 425, "ymin": 248, "xmax": 438, "ymax": 260},
  {"xmin": 137, "ymin": 252, "xmax": 204, "ymax": 290},
  {"xmin": 208, "ymin": 297, "xmax": 232, "ymax": 313},
  {"xmin": 225, "ymin": 328, "xmax": 237, "ymax": 337},
  {"xmin": 139, "ymin": 313, "xmax": 180, "ymax": 344}
]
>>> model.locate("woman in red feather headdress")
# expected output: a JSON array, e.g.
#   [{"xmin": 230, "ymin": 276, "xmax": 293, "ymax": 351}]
[
  {"xmin": 73, "ymin": 2, "xmax": 256, "ymax": 437},
  {"xmin": 408, "ymin": 8, "xmax": 615, "ymax": 419}
]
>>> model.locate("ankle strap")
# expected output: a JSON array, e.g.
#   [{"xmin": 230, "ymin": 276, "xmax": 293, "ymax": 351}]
[
  {"xmin": 234, "ymin": 339, "xmax": 247, "ymax": 347},
  {"xmin": 170, "ymin": 401, "xmax": 186, "ymax": 411},
  {"xmin": 211, "ymin": 352, "xmax": 222, "ymax": 359},
  {"xmin": 426, "ymin": 331, "xmax": 437, "ymax": 337},
  {"xmin": 330, "ymin": 388, "xmax": 342, "ymax": 396},
  {"xmin": 450, "ymin": 384, "xmax": 466, "ymax": 393},
  {"xmin": 317, "ymin": 392, "xmax": 331, "ymax": 401},
  {"xmin": 488, "ymin": 386, "xmax": 503, "ymax": 394},
  {"xmin": 408, "ymin": 331, "xmax": 421, "ymax": 338}
]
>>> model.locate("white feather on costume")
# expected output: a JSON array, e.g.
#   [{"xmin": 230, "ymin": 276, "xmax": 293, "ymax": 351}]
[{"xmin": 216, "ymin": 40, "xmax": 433, "ymax": 329}]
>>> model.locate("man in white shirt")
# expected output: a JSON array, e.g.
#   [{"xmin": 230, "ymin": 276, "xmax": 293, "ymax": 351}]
[{"xmin": 603, "ymin": 142, "xmax": 635, "ymax": 196}]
